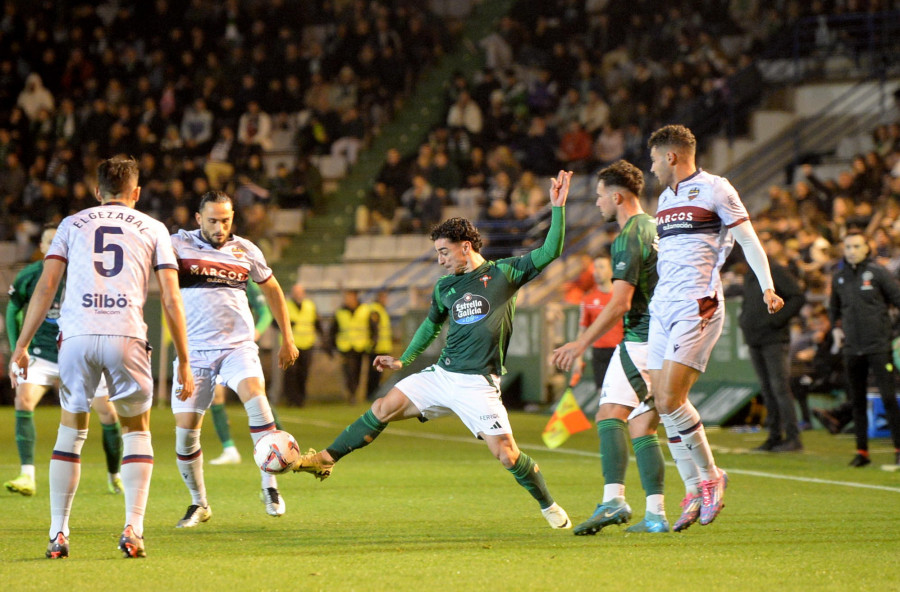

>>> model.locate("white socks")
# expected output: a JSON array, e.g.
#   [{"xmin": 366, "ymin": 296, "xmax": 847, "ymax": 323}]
[
  {"xmin": 244, "ymin": 396, "xmax": 278, "ymax": 489},
  {"xmin": 121, "ymin": 431, "xmax": 154, "ymax": 537},
  {"xmin": 661, "ymin": 403, "xmax": 718, "ymax": 483},
  {"xmin": 48, "ymin": 425, "xmax": 88, "ymax": 538},
  {"xmin": 175, "ymin": 426, "xmax": 207, "ymax": 507}
]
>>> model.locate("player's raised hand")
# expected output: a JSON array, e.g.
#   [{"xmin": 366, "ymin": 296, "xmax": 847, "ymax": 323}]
[
  {"xmin": 8, "ymin": 347, "xmax": 29, "ymax": 389},
  {"xmin": 764, "ymin": 289, "xmax": 784, "ymax": 314},
  {"xmin": 372, "ymin": 355, "xmax": 402, "ymax": 372},
  {"xmin": 549, "ymin": 170, "xmax": 574, "ymax": 207}
]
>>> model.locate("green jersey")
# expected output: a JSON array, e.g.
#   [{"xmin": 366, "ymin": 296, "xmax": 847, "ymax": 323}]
[
  {"xmin": 400, "ymin": 207, "xmax": 565, "ymax": 376},
  {"xmin": 6, "ymin": 260, "xmax": 64, "ymax": 363},
  {"xmin": 610, "ymin": 212, "xmax": 658, "ymax": 342}
]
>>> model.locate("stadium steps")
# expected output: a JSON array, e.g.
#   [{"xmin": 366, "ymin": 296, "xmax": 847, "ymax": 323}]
[{"xmin": 271, "ymin": 0, "xmax": 515, "ymax": 281}]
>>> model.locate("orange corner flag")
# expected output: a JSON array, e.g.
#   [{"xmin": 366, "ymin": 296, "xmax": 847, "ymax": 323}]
[{"xmin": 542, "ymin": 373, "xmax": 592, "ymax": 448}]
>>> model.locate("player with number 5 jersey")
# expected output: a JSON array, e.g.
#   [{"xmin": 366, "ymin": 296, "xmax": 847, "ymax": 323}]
[{"xmin": 9, "ymin": 156, "xmax": 193, "ymax": 560}]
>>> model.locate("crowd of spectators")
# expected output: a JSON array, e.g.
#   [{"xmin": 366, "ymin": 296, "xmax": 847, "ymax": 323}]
[
  {"xmin": 0, "ymin": 0, "xmax": 451, "ymax": 261},
  {"xmin": 357, "ymin": 0, "xmax": 884, "ymax": 257}
]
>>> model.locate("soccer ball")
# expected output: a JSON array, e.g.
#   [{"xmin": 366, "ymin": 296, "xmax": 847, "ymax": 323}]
[{"xmin": 253, "ymin": 430, "xmax": 301, "ymax": 474}]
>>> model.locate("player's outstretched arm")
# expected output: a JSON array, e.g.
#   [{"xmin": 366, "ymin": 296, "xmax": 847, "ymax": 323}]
[
  {"xmin": 157, "ymin": 267, "xmax": 195, "ymax": 400},
  {"xmin": 258, "ymin": 276, "xmax": 300, "ymax": 369},
  {"xmin": 9, "ymin": 259, "xmax": 65, "ymax": 388},
  {"xmin": 731, "ymin": 221, "xmax": 784, "ymax": 314},
  {"xmin": 553, "ymin": 280, "xmax": 634, "ymax": 371}
]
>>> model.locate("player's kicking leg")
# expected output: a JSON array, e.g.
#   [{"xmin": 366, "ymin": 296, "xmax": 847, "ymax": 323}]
[{"xmin": 291, "ymin": 386, "xmax": 419, "ymax": 480}]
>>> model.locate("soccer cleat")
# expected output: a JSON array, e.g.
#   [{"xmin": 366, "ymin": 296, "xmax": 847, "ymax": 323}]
[
  {"xmin": 108, "ymin": 476, "xmax": 124, "ymax": 494},
  {"xmin": 625, "ymin": 512, "xmax": 670, "ymax": 533},
  {"xmin": 261, "ymin": 487, "xmax": 286, "ymax": 517},
  {"xmin": 849, "ymin": 453, "xmax": 871, "ymax": 468},
  {"xmin": 753, "ymin": 438, "xmax": 782, "ymax": 452},
  {"xmin": 573, "ymin": 498, "xmax": 632, "ymax": 535},
  {"xmin": 45, "ymin": 532, "xmax": 69, "ymax": 559},
  {"xmin": 118, "ymin": 525, "xmax": 146, "ymax": 558},
  {"xmin": 673, "ymin": 492, "xmax": 702, "ymax": 532},
  {"xmin": 699, "ymin": 470, "xmax": 728, "ymax": 526},
  {"xmin": 209, "ymin": 446, "xmax": 242, "ymax": 465},
  {"xmin": 541, "ymin": 502, "xmax": 572, "ymax": 529},
  {"xmin": 291, "ymin": 448, "xmax": 334, "ymax": 481},
  {"xmin": 5, "ymin": 473, "xmax": 36, "ymax": 496},
  {"xmin": 176, "ymin": 504, "xmax": 212, "ymax": 528}
]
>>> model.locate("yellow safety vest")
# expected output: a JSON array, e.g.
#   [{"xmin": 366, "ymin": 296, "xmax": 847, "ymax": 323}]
[
  {"xmin": 368, "ymin": 302, "xmax": 392, "ymax": 354},
  {"xmin": 287, "ymin": 298, "xmax": 317, "ymax": 350},
  {"xmin": 334, "ymin": 305, "xmax": 370, "ymax": 352}
]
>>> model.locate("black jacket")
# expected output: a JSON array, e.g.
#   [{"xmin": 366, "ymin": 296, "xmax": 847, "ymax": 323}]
[
  {"xmin": 829, "ymin": 256, "xmax": 900, "ymax": 355},
  {"xmin": 739, "ymin": 262, "xmax": 805, "ymax": 346}
]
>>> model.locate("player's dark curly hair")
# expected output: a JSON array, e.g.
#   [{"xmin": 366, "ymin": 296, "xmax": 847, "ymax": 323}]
[
  {"xmin": 199, "ymin": 190, "xmax": 234, "ymax": 211},
  {"xmin": 597, "ymin": 160, "xmax": 644, "ymax": 196},
  {"xmin": 97, "ymin": 156, "xmax": 139, "ymax": 198},
  {"xmin": 430, "ymin": 217, "xmax": 483, "ymax": 252},
  {"xmin": 647, "ymin": 124, "xmax": 696, "ymax": 154}
]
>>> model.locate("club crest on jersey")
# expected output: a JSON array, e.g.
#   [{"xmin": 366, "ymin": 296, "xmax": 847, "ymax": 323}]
[
  {"xmin": 480, "ymin": 274, "xmax": 491, "ymax": 287},
  {"xmin": 452, "ymin": 292, "xmax": 490, "ymax": 325},
  {"xmin": 688, "ymin": 187, "xmax": 700, "ymax": 200},
  {"xmin": 231, "ymin": 246, "xmax": 245, "ymax": 260}
]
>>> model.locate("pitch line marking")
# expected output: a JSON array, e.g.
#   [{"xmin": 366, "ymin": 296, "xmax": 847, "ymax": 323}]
[{"xmin": 287, "ymin": 417, "xmax": 900, "ymax": 494}]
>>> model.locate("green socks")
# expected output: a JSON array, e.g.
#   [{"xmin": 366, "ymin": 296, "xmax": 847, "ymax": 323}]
[
  {"xmin": 507, "ymin": 453, "xmax": 555, "ymax": 509},
  {"xmin": 271, "ymin": 405, "xmax": 283, "ymax": 431},
  {"xmin": 598, "ymin": 418, "xmax": 628, "ymax": 488},
  {"xmin": 15, "ymin": 410, "xmax": 36, "ymax": 465},
  {"xmin": 632, "ymin": 434, "xmax": 665, "ymax": 496},
  {"xmin": 210, "ymin": 403, "xmax": 235, "ymax": 448},
  {"xmin": 101, "ymin": 421, "xmax": 123, "ymax": 473},
  {"xmin": 326, "ymin": 410, "xmax": 387, "ymax": 461}
]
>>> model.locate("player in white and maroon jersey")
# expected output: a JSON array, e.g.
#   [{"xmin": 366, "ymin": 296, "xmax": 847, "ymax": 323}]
[
  {"xmin": 646, "ymin": 125, "xmax": 784, "ymax": 528},
  {"xmin": 9, "ymin": 156, "xmax": 194, "ymax": 559},
  {"xmin": 168, "ymin": 191, "xmax": 298, "ymax": 527}
]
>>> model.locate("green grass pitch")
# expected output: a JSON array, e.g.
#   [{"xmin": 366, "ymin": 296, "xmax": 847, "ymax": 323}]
[{"xmin": 2, "ymin": 404, "xmax": 899, "ymax": 591}]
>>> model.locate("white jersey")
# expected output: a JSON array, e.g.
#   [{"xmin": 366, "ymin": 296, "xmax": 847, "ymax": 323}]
[
  {"xmin": 47, "ymin": 202, "xmax": 177, "ymax": 340},
  {"xmin": 654, "ymin": 169, "xmax": 749, "ymax": 301},
  {"xmin": 171, "ymin": 229, "xmax": 272, "ymax": 350}
]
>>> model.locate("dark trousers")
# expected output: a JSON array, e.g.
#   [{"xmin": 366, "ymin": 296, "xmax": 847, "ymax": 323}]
[
  {"xmin": 844, "ymin": 351, "xmax": 900, "ymax": 451},
  {"xmin": 282, "ymin": 347, "xmax": 313, "ymax": 406},
  {"xmin": 749, "ymin": 342, "xmax": 800, "ymax": 442},
  {"xmin": 365, "ymin": 352, "xmax": 387, "ymax": 400},
  {"xmin": 591, "ymin": 347, "xmax": 616, "ymax": 391},
  {"xmin": 341, "ymin": 350, "xmax": 364, "ymax": 402}
]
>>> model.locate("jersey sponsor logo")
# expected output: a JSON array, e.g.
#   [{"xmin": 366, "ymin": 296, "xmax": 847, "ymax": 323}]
[
  {"xmin": 179, "ymin": 258, "xmax": 249, "ymax": 288},
  {"xmin": 81, "ymin": 292, "xmax": 130, "ymax": 313},
  {"xmin": 616, "ymin": 261, "xmax": 626, "ymax": 270},
  {"xmin": 451, "ymin": 292, "xmax": 490, "ymax": 325},
  {"xmin": 656, "ymin": 206, "xmax": 721, "ymax": 238}
]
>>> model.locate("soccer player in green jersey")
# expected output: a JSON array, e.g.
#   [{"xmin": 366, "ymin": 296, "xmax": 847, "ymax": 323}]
[
  {"xmin": 292, "ymin": 170, "xmax": 574, "ymax": 529},
  {"xmin": 4, "ymin": 224, "xmax": 125, "ymax": 497},
  {"xmin": 552, "ymin": 160, "xmax": 702, "ymax": 533}
]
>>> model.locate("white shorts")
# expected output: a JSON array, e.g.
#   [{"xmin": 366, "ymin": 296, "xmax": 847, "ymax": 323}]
[
  {"xmin": 57, "ymin": 335, "xmax": 152, "ymax": 417},
  {"xmin": 395, "ymin": 364, "xmax": 511, "ymax": 438},
  {"xmin": 598, "ymin": 342, "xmax": 655, "ymax": 419},
  {"xmin": 647, "ymin": 295, "xmax": 724, "ymax": 373},
  {"xmin": 17, "ymin": 356, "xmax": 111, "ymax": 397},
  {"xmin": 172, "ymin": 343, "xmax": 264, "ymax": 414}
]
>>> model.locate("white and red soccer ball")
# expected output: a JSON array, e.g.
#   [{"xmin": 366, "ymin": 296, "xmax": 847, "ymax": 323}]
[{"xmin": 253, "ymin": 430, "xmax": 301, "ymax": 474}]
